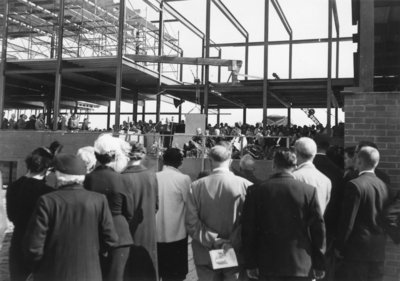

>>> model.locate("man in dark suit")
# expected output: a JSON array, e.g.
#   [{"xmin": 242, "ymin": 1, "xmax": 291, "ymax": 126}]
[
  {"xmin": 313, "ymin": 134, "xmax": 344, "ymax": 242},
  {"xmin": 335, "ymin": 146, "xmax": 389, "ymax": 281},
  {"xmin": 242, "ymin": 148, "xmax": 326, "ymax": 281},
  {"xmin": 24, "ymin": 154, "xmax": 118, "ymax": 281}
]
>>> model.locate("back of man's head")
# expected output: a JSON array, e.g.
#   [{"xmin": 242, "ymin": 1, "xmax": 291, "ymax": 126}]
[
  {"xmin": 209, "ymin": 144, "xmax": 232, "ymax": 163},
  {"xmin": 273, "ymin": 148, "xmax": 297, "ymax": 170},
  {"xmin": 239, "ymin": 154, "xmax": 255, "ymax": 171},
  {"xmin": 357, "ymin": 146, "xmax": 380, "ymax": 171},
  {"xmin": 163, "ymin": 148, "xmax": 184, "ymax": 168},
  {"xmin": 314, "ymin": 134, "xmax": 330, "ymax": 151},
  {"xmin": 356, "ymin": 140, "xmax": 378, "ymax": 153},
  {"xmin": 294, "ymin": 137, "xmax": 317, "ymax": 161}
]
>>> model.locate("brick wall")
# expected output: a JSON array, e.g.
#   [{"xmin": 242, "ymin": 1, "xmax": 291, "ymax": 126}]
[{"xmin": 345, "ymin": 91, "xmax": 400, "ymax": 281}]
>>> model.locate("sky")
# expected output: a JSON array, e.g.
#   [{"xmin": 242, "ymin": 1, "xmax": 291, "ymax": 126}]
[{"xmin": 91, "ymin": 0, "xmax": 357, "ymax": 129}]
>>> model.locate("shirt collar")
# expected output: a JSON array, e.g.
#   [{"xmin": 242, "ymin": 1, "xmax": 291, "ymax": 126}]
[
  {"xmin": 359, "ymin": 169, "xmax": 375, "ymax": 176},
  {"xmin": 213, "ymin": 167, "xmax": 231, "ymax": 173},
  {"xmin": 162, "ymin": 165, "xmax": 181, "ymax": 173},
  {"xmin": 296, "ymin": 160, "xmax": 315, "ymax": 170}
]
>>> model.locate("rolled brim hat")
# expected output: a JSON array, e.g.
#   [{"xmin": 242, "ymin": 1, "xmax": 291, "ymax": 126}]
[{"xmin": 54, "ymin": 153, "xmax": 87, "ymax": 175}]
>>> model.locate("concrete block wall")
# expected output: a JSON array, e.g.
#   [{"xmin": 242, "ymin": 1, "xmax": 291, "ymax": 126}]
[{"xmin": 345, "ymin": 91, "xmax": 400, "ymax": 281}]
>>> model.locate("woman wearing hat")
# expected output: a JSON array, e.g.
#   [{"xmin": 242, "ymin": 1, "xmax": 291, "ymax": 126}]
[
  {"xmin": 122, "ymin": 141, "xmax": 159, "ymax": 281},
  {"xmin": 24, "ymin": 153, "xmax": 118, "ymax": 281},
  {"xmin": 6, "ymin": 147, "xmax": 54, "ymax": 281},
  {"xmin": 84, "ymin": 134, "xmax": 133, "ymax": 281}
]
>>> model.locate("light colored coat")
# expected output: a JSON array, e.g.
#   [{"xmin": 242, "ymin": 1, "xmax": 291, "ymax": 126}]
[
  {"xmin": 293, "ymin": 161, "xmax": 332, "ymax": 214},
  {"xmin": 185, "ymin": 168, "xmax": 252, "ymax": 266}
]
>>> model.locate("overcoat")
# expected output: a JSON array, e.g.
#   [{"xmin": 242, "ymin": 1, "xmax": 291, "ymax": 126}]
[
  {"xmin": 336, "ymin": 172, "xmax": 389, "ymax": 261},
  {"xmin": 84, "ymin": 166, "xmax": 133, "ymax": 246},
  {"xmin": 6, "ymin": 177, "xmax": 54, "ymax": 281},
  {"xmin": 122, "ymin": 164, "xmax": 159, "ymax": 281},
  {"xmin": 24, "ymin": 184, "xmax": 118, "ymax": 281},
  {"xmin": 242, "ymin": 172, "xmax": 326, "ymax": 278}
]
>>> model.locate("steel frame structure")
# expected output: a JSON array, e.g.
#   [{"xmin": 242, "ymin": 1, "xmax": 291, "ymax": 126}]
[{"xmin": 1, "ymin": 0, "xmax": 353, "ymax": 130}]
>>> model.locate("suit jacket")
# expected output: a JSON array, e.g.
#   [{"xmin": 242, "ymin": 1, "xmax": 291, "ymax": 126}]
[
  {"xmin": 336, "ymin": 172, "xmax": 389, "ymax": 261},
  {"xmin": 84, "ymin": 166, "xmax": 133, "ymax": 247},
  {"xmin": 242, "ymin": 172, "xmax": 326, "ymax": 277},
  {"xmin": 185, "ymin": 168, "xmax": 252, "ymax": 266},
  {"xmin": 313, "ymin": 154, "xmax": 344, "ymax": 240},
  {"xmin": 24, "ymin": 184, "xmax": 118, "ymax": 281},
  {"xmin": 293, "ymin": 161, "xmax": 332, "ymax": 214},
  {"xmin": 122, "ymin": 164, "xmax": 159, "ymax": 280}
]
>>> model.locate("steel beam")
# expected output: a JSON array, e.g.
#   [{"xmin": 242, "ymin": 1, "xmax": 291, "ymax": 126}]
[
  {"xmin": 209, "ymin": 37, "xmax": 352, "ymax": 48},
  {"xmin": 327, "ymin": 0, "xmax": 333, "ymax": 131},
  {"xmin": 156, "ymin": 0, "xmax": 164, "ymax": 123},
  {"xmin": 125, "ymin": 54, "xmax": 242, "ymax": 68},
  {"xmin": 263, "ymin": 0, "xmax": 269, "ymax": 129},
  {"xmin": 0, "ymin": 0, "xmax": 9, "ymax": 123},
  {"xmin": 204, "ymin": 0, "xmax": 211, "ymax": 126},
  {"xmin": 142, "ymin": 100, "xmax": 146, "ymax": 121},
  {"xmin": 53, "ymin": 0, "xmax": 65, "ymax": 131},
  {"xmin": 107, "ymin": 101, "xmax": 111, "ymax": 129},
  {"xmin": 211, "ymin": 0, "xmax": 248, "ymax": 38},
  {"xmin": 115, "ymin": 0, "xmax": 126, "ymax": 132},
  {"xmin": 133, "ymin": 90, "xmax": 138, "ymax": 123}
]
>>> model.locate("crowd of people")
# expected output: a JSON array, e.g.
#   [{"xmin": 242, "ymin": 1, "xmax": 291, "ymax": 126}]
[
  {"xmin": 3, "ymin": 131, "xmax": 398, "ymax": 281},
  {"xmin": 1, "ymin": 112, "xmax": 89, "ymax": 131}
]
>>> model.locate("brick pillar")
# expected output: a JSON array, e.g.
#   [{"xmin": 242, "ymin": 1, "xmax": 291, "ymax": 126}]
[{"xmin": 344, "ymin": 91, "xmax": 400, "ymax": 281}]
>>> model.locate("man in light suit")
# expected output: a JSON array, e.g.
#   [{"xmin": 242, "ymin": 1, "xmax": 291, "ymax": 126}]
[
  {"xmin": 186, "ymin": 143, "xmax": 252, "ymax": 281},
  {"xmin": 293, "ymin": 137, "xmax": 332, "ymax": 214},
  {"xmin": 335, "ymin": 146, "xmax": 389, "ymax": 281}
]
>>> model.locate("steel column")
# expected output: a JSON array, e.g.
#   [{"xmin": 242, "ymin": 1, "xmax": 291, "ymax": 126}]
[
  {"xmin": 142, "ymin": 100, "xmax": 146, "ymax": 122},
  {"xmin": 180, "ymin": 50, "xmax": 184, "ymax": 82},
  {"xmin": 217, "ymin": 108, "xmax": 220, "ymax": 125},
  {"xmin": 287, "ymin": 107, "xmax": 291, "ymax": 127},
  {"xmin": 107, "ymin": 101, "xmax": 111, "ymax": 129},
  {"xmin": 156, "ymin": 0, "xmax": 165, "ymax": 123},
  {"xmin": 289, "ymin": 35, "xmax": 293, "ymax": 79},
  {"xmin": 204, "ymin": 0, "xmax": 211, "ymax": 126},
  {"xmin": 335, "ymin": 106, "xmax": 338, "ymax": 126},
  {"xmin": 243, "ymin": 107, "xmax": 247, "ymax": 124},
  {"xmin": 327, "ymin": 0, "xmax": 333, "ymax": 131},
  {"xmin": 53, "ymin": 0, "xmax": 66, "ymax": 131},
  {"xmin": 115, "ymin": 0, "xmax": 126, "ymax": 131},
  {"xmin": 245, "ymin": 37, "xmax": 249, "ymax": 80},
  {"xmin": 0, "ymin": 0, "xmax": 9, "ymax": 122},
  {"xmin": 133, "ymin": 91, "xmax": 138, "ymax": 123},
  {"xmin": 178, "ymin": 99, "xmax": 182, "ymax": 123},
  {"xmin": 262, "ymin": 0, "xmax": 270, "ymax": 129},
  {"xmin": 218, "ymin": 49, "xmax": 222, "ymax": 83}
]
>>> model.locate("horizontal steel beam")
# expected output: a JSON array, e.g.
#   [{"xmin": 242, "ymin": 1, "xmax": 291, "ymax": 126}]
[
  {"xmin": 125, "ymin": 54, "xmax": 242, "ymax": 68},
  {"xmin": 210, "ymin": 37, "xmax": 352, "ymax": 47}
]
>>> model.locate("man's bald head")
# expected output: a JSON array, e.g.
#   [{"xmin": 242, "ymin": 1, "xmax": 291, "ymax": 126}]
[
  {"xmin": 294, "ymin": 137, "xmax": 317, "ymax": 163},
  {"xmin": 240, "ymin": 154, "xmax": 255, "ymax": 171},
  {"xmin": 357, "ymin": 146, "xmax": 380, "ymax": 171}
]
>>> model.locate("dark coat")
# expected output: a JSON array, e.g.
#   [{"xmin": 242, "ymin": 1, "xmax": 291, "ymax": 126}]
[
  {"xmin": 6, "ymin": 177, "xmax": 54, "ymax": 281},
  {"xmin": 313, "ymin": 154, "xmax": 344, "ymax": 240},
  {"xmin": 336, "ymin": 172, "xmax": 389, "ymax": 261},
  {"xmin": 84, "ymin": 166, "xmax": 133, "ymax": 247},
  {"xmin": 122, "ymin": 164, "xmax": 159, "ymax": 281},
  {"xmin": 242, "ymin": 172, "xmax": 326, "ymax": 278},
  {"xmin": 24, "ymin": 184, "xmax": 118, "ymax": 281}
]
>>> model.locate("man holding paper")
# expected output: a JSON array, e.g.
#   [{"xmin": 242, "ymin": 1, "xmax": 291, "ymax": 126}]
[
  {"xmin": 186, "ymin": 143, "xmax": 252, "ymax": 281},
  {"xmin": 242, "ymin": 148, "xmax": 326, "ymax": 281}
]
